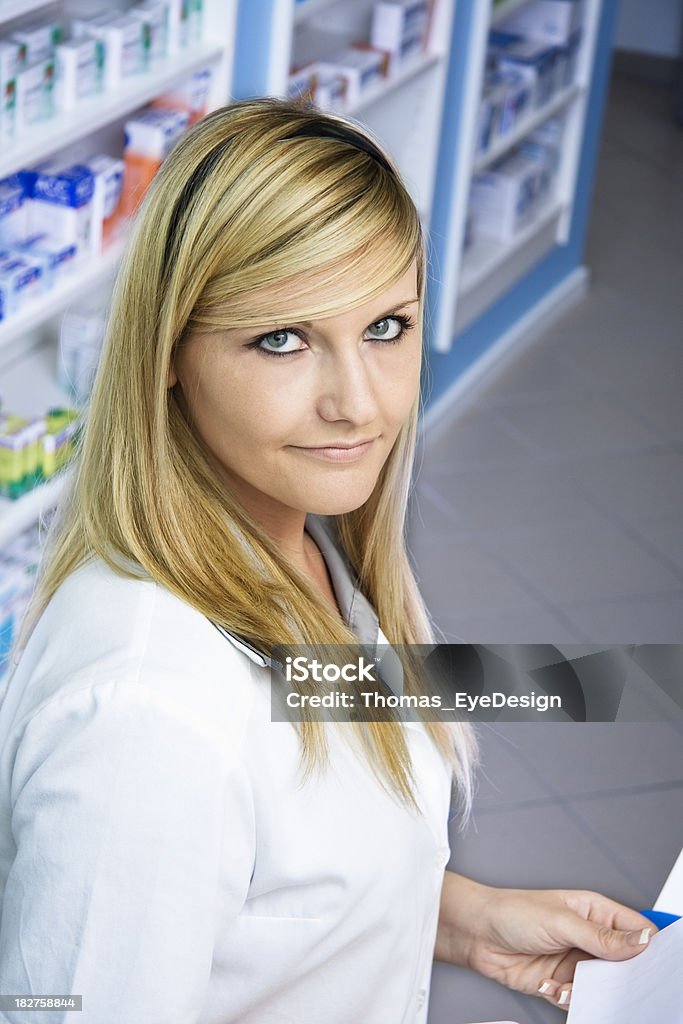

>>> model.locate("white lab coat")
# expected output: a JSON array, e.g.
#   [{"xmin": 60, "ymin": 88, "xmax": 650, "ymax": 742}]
[{"xmin": 0, "ymin": 514, "xmax": 454, "ymax": 1024}]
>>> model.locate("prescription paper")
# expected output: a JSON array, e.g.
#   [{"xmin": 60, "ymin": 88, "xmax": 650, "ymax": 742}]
[
  {"xmin": 566, "ymin": 917, "xmax": 683, "ymax": 1023},
  {"xmin": 654, "ymin": 847, "xmax": 683, "ymax": 915}
]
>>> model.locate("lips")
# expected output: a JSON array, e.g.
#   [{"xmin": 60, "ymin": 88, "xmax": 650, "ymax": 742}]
[{"xmin": 293, "ymin": 439, "xmax": 377, "ymax": 463}]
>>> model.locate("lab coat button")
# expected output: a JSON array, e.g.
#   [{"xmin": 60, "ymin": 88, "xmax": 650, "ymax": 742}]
[{"xmin": 416, "ymin": 988, "xmax": 426, "ymax": 1011}]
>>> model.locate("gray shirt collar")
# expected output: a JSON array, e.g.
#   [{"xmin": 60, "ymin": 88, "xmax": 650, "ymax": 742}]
[{"xmin": 211, "ymin": 514, "xmax": 380, "ymax": 666}]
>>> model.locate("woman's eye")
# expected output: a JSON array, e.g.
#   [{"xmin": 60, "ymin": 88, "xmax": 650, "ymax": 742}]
[
  {"xmin": 256, "ymin": 329, "xmax": 305, "ymax": 356},
  {"xmin": 365, "ymin": 317, "xmax": 406, "ymax": 341}
]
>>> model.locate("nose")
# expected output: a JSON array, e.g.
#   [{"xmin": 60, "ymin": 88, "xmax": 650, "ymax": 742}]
[{"xmin": 316, "ymin": 346, "xmax": 380, "ymax": 427}]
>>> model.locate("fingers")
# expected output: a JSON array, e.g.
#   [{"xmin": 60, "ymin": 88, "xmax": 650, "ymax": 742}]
[
  {"xmin": 564, "ymin": 890, "xmax": 659, "ymax": 935},
  {"xmin": 538, "ymin": 978, "xmax": 573, "ymax": 1012}
]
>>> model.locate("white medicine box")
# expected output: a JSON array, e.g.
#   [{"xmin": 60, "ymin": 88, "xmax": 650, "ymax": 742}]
[
  {"xmin": 371, "ymin": 1, "xmax": 433, "ymax": 55},
  {"xmin": 498, "ymin": 0, "xmax": 584, "ymax": 45}
]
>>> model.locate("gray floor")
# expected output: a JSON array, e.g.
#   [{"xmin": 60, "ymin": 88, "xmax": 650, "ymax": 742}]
[{"xmin": 411, "ymin": 74, "xmax": 683, "ymax": 1024}]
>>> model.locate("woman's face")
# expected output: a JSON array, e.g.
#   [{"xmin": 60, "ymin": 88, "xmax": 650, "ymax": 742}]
[{"xmin": 169, "ymin": 260, "xmax": 421, "ymax": 526}]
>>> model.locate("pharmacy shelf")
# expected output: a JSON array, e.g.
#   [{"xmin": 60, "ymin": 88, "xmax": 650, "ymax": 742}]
[
  {"xmin": 0, "ymin": 340, "xmax": 76, "ymax": 548},
  {"xmin": 459, "ymin": 198, "xmax": 564, "ymax": 296},
  {"xmin": 0, "ymin": 474, "xmax": 68, "ymax": 550},
  {"xmin": 0, "ymin": 0, "xmax": 58, "ymax": 26},
  {"xmin": 472, "ymin": 83, "xmax": 582, "ymax": 173},
  {"xmin": 490, "ymin": 0, "xmax": 535, "ymax": 27},
  {"xmin": 0, "ymin": 238, "xmax": 126, "ymax": 365},
  {"xmin": 427, "ymin": 0, "xmax": 603, "ymax": 351},
  {"xmin": 351, "ymin": 51, "xmax": 442, "ymax": 114},
  {"xmin": 293, "ymin": 0, "xmax": 339, "ymax": 25},
  {"xmin": 0, "ymin": 42, "xmax": 225, "ymax": 179}
]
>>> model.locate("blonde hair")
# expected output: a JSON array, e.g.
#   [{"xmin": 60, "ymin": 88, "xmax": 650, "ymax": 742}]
[{"xmin": 18, "ymin": 98, "xmax": 478, "ymax": 821}]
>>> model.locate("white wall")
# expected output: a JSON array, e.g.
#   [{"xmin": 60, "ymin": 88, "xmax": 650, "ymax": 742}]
[{"xmin": 615, "ymin": 0, "xmax": 683, "ymax": 57}]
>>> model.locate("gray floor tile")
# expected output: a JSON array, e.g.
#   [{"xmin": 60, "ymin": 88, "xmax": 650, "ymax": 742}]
[
  {"xmin": 564, "ymin": 450, "xmax": 683, "ymax": 524},
  {"xmin": 435, "ymin": 604, "xmax": 582, "ymax": 644},
  {"xmin": 570, "ymin": 787, "xmax": 683, "ymax": 908},
  {"xmin": 638, "ymin": 519, "xmax": 683, "ymax": 572},
  {"xmin": 478, "ymin": 515, "xmax": 683, "ymax": 606},
  {"xmin": 485, "ymin": 723, "xmax": 683, "ymax": 795},
  {"xmin": 408, "ymin": 531, "xmax": 539, "ymax": 617},
  {"xmin": 415, "ymin": 465, "xmax": 596, "ymax": 532},
  {"xmin": 450, "ymin": 798, "xmax": 649, "ymax": 900},
  {"xmin": 563, "ymin": 592, "xmax": 683, "ymax": 643},
  {"xmin": 497, "ymin": 393, "xmax": 665, "ymax": 458}
]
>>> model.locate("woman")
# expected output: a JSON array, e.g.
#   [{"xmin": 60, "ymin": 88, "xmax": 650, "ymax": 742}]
[{"xmin": 0, "ymin": 99, "xmax": 653, "ymax": 1023}]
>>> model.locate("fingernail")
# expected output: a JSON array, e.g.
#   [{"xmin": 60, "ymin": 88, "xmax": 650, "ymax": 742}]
[
  {"xmin": 558, "ymin": 990, "xmax": 570, "ymax": 1005},
  {"xmin": 627, "ymin": 927, "xmax": 651, "ymax": 946},
  {"xmin": 538, "ymin": 981, "xmax": 552, "ymax": 993}
]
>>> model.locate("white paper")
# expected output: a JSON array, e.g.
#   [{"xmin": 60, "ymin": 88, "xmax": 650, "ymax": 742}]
[
  {"xmin": 566, "ymin": 917, "xmax": 683, "ymax": 1023},
  {"xmin": 654, "ymin": 847, "xmax": 683, "ymax": 915}
]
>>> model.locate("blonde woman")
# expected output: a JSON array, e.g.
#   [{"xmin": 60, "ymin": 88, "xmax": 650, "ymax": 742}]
[{"xmin": 0, "ymin": 99, "xmax": 654, "ymax": 1023}]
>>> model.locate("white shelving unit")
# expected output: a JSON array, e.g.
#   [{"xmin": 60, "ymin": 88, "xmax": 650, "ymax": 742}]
[
  {"xmin": 431, "ymin": 0, "xmax": 603, "ymax": 349},
  {"xmin": 0, "ymin": 0, "xmax": 238, "ymax": 554},
  {"xmin": 236, "ymin": 0, "xmax": 457, "ymax": 221}
]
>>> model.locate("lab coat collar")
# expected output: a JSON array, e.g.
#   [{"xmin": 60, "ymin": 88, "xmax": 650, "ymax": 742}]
[
  {"xmin": 304, "ymin": 513, "xmax": 381, "ymax": 649},
  {"xmin": 211, "ymin": 514, "xmax": 380, "ymax": 665}
]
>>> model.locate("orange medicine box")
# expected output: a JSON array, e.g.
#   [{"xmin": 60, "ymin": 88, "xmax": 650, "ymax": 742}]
[{"xmin": 121, "ymin": 107, "xmax": 189, "ymax": 216}]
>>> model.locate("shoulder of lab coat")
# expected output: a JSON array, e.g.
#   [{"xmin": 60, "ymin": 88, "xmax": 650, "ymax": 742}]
[{"xmin": 0, "ymin": 558, "xmax": 257, "ymax": 1024}]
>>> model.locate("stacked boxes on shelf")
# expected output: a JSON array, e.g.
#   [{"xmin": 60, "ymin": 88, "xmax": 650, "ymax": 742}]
[
  {"xmin": 468, "ymin": 116, "xmax": 564, "ymax": 243},
  {"xmin": 288, "ymin": 0, "xmax": 434, "ymax": 112},
  {"xmin": 0, "ymin": 406, "xmax": 80, "ymax": 501},
  {"xmin": 0, "ymin": 69, "xmax": 211, "ymax": 327},
  {"xmin": 0, "ymin": 159, "xmax": 125, "ymax": 321},
  {"xmin": 0, "ymin": 518, "xmax": 46, "ymax": 688},
  {"xmin": 466, "ymin": 0, "xmax": 583, "ymax": 251},
  {"xmin": 476, "ymin": 0, "xmax": 583, "ymax": 160},
  {"xmin": 0, "ymin": 2, "xmax": 204, "ymax": 143}
]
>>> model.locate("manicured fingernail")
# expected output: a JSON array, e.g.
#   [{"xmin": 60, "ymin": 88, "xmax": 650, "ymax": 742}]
[
  {"xmin": 627, "ymin": 927, "xmax": 651, "ymax": 946},
  {"xmin": 558, "ymin": 989, "xmax": 570, "ymax": 1005},
  {"xmin": 538, "ymin": 981, "xmax": 552, "ymax": 993}
]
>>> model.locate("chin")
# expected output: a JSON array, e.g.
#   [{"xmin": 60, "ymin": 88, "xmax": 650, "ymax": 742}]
[{"xmin": 307, "ymin": 491, "xmax": 378, "ymax": 516}]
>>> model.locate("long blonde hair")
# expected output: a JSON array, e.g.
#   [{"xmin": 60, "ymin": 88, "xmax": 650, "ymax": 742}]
[{"xmin": 19, "ymin": 98, "xmax": 478, "ymax": 820}]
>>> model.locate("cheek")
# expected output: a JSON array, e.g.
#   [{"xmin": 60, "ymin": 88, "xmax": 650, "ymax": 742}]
[{"xmin": 380, "ymin": 345, "xmax": 422, "ymax": 417}]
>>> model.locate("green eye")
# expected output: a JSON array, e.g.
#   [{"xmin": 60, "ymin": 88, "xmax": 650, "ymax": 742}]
[
  {"xmin": 265, "ymin": 331, "xmax": 289, "ymax": 348},
  {"xmin": 366, "ymin": 316, "xmax": 409, "ymax": 341}
]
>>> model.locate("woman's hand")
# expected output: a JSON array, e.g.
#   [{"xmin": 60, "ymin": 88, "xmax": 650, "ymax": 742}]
[{"xmin": 435, "ymin": 871, "xmax": 656, "ymax": 1012}]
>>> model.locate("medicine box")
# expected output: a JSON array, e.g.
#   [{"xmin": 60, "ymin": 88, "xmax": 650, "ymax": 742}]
[
  {"xmin": 0, "ymin": 254, "xmax": 42, "ymax": 321},
  {"xmin": 498, "ymin": 39, "xmax": 558, "ymax": 107},
  {"xmin": 10, "ymin": 20, "xmax": 62, "ymax": 64},
  {"xmin": 42, "ymin": 414, "xmax": 80, "ymax": 480},
  {"xmin": 469, "ymin": 151, "xmax": 545, "ymax": 240},
  {"xmin": 78, "ymin": 14, "xmax": 145, "ymax": 90},
  {"xmin": 130, "ymin": 0, "xmax": 170, "ymax": 69},
  {"xmin": 55, "ymin": 37, "xmax": 106, "ymax": 111},
  {"xmin": 498, "ymin": 0, "xmax": 584, "ymax": 44},
  {"xmin": 15, "ymin": 57, "xmax": 56, "ymax": 133},
  {"xmin": 0, "ymin": 415, "xmax": 46, "ymax": 498},
  {"xmin": 288, "ymin": 63, "xmax": 348, "ymax": 111},
  {"xmin": 122, "ymin": 108, "xmax": 189, "ymax": 215},
  {"xmin": 371, "ymin": 0, "xmax": 433, "ymax": 56},
  {"xmin": 188, "ymin": 0, "xmax": 204, "ymax": 45},
  {"xmin": 152, "ymin": 68, "xmax": 213, "ymax": 125},
  {"xmin": 317, "ymin": 45, "xmax": 390, "ymax": 107},
  {"xmin": 9, "ymin": 234, "xmax": 78, "ymax": 292},
  {"xmin": 59, "ymin": 305, "xmax": 108, "ymax": 403},
  {"xmin": 27, "ymin": 162, "xmax": 96, "ymax": 253},
  {"xmin": 0, "ymin": 42, "xmax": 25, "ymax": 143},
  {"xmin": 83, "ymin": 155, "xmax": 125, "ymax": 253},
  {"xmin": 166, "ymin": 0, "xmax": 192, "ymax": 53},
  {"xmin": 0, "ymin": 178, "xmax": 28, "ymax": 246}
]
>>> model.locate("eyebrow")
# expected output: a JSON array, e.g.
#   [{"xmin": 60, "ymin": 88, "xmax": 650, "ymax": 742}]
[{"xmin": 294, "ymin": 298, "xmax": 420, "ymax": 329}]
